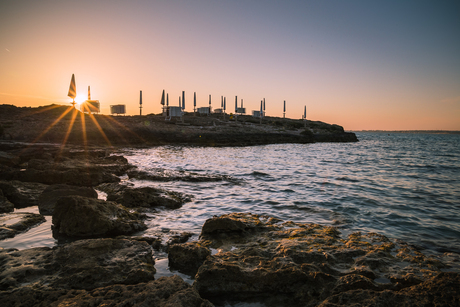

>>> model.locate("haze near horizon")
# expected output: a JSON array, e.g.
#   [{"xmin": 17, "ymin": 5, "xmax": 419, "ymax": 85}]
[{"xmin": 1, "ymin": 0, "xmax": 459, "ymax": 131}]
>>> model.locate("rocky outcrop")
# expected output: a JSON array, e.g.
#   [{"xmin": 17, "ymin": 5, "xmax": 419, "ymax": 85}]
[
  {"xmin": 38, "ymin": 184, "xmax": 98, "ymax": 215},
  {"xmin": 52, "ymin": 196, "xmax": 146, "ymax": 238},
  {"xmin": 0, "ymin": 238, "xmax": 214, "ymax": 307},
  {"xmin": 0, "ymin": 275, "xmax": 213, "ymax": 307},
  {"xmin": 98, "ymin": 183, "xmax": 192, "ymax": 210},
  {"xmin": 0, "ymin": 212, "xmax": 46, "ymax": 240},
  {"xmin": 0, "ymin": 144, "xmax": 132, "ymax": 187},
  {"xmin": 166, "ymin": 213, "xmax": 460, "ymax": 306},
  {"xmin": 0, "ymin": 104, "xmax": 358, "ymax": 146},
  {"xmin": 0, "ymin": 238, "xmax": 155, "ymax": 291}
]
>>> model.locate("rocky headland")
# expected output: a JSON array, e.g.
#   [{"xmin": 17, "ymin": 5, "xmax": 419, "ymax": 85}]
[
  {"xmin": 1, "ymin": 105, "xmax": 459, "ymax": 306},
  {"xmin": 0, "ymin": 104, "xmax": 357, "ymax": 146}
]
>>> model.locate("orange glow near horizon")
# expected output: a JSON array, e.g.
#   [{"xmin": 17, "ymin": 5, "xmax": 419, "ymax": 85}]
[{"xmin": 1, "ymin": 1, "xmax": 459, "ymax": 131}]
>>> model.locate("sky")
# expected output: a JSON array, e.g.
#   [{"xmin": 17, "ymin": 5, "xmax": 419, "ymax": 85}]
[{"xmin": 1, "ymin": 0, "xmax": 459, "ymax": 131}]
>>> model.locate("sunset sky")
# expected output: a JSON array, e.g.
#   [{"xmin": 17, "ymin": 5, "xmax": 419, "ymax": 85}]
[{"xmin": 1, "ymin": 0, "xmax": 459, "ymax": 130}]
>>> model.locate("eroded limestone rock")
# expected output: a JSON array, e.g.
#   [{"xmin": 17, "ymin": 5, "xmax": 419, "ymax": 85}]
[
  {"xmin": 0, "ymin": 275, "xmax": 213, "ymax": 307},
  {"xmin": 0, "ymin": 238, "xmax": 155, "ymax": 291},
  {"xmin": 52, "ymin": 195, "xmax": 146, "ymax": 238},
  {"xmin": 168, "ymin": 213, "xmax": 459, "ymax": 306}
]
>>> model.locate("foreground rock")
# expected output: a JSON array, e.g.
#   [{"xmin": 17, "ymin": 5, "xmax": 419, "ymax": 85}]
[
  {"xmin": 167, "ymin": 213, "xmax": 460, "ymax": 306},
  {"xmin": 52, "ymin": 196, "xmax": 146, "ymax": 238},
  {"xmin": 0, "ymin": 238, "xmax": 213, "ymax": 307},
  {"xmin": 38, "ymin": 184, "xmax": 98, "ymax": 215},
  {"xmin": 0, "ymin": 238, "xmax": 155, "ymax": 291},
  {"xmin": 0, "ymin": 212, "xmax": 46, "ymax": 240},
  {"xmin": 0, "ymin": 275, "xmax": 213, "ymax": 307}
]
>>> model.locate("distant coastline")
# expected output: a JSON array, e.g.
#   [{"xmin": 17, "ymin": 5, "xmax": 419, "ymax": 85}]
[{"xmin": 353, "ymin": 130, "xmax": 460, "ymax": 135}]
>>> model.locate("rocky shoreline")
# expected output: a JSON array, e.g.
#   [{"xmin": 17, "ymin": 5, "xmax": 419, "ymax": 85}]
[
  {"xmin": 1, "ymin": 106, "xmax": 459, "ymax": 306},
  {"xmin": 0, "ymin": 104, "xmax": 358, "ymax": 146}
]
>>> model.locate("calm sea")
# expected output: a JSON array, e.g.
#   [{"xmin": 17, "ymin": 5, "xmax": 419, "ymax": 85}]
[{"xmin": 2, "ymin": 132, "xmax": 460, "ymax": 258}]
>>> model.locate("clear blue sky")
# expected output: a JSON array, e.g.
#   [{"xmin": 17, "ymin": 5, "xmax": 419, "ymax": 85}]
[{"xmin": 1, "ymin": 0, "xmax": 459, "ymax": 130}]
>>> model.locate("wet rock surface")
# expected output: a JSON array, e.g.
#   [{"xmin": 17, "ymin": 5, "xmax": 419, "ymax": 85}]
[
  {"xmin": 52, "ymin": 195, "xmax": 147, "ymax": 238},
  {"xmin": 166, "ymin": 213, "xmax": 460, "ymax": 306}
]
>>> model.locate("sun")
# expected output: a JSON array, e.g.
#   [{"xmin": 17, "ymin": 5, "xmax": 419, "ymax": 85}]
[{"xmin": 74, "ymin": 93, "xmax": 86, "ymax": 107}]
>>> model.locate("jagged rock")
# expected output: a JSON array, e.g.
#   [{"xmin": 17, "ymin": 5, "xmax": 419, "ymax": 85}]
[
  {"xmin": 168, "ymin": 242, "xmax": 211, "ymax": 276},
  {"xmin": 0, "ymin": 212, "xmax": 46, "ymax": 240},
  {"xmin": 103, "ymin": 185, "xmax": 192, "ymax": 210},
  {"xmin": 52, "ymin": 196, "xmax": 146, "ymax": 238},
  {"xmin": 38, "ymin": 184, "xmax": 98, "ymax": 215},
  {"xmin": 190, "ymin": 213, "xmax": 459, "ymax": 306},
  {"xmin": 0, "ymin": 238, "xmax": 155, "ymax": 291}
]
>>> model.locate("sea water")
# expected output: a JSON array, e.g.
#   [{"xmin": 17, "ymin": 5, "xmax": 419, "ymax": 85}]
[
  {"xmin": 2, "ymin": 132, "xmax": 460, "ymax": 258},
  {"xmin": 124, "ymin": 132, "xmax": 460, "ymax": 255}
]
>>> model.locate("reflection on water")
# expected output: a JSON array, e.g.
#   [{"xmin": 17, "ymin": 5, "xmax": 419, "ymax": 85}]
[{"xmin": 125, "ymin": 133, "xmax": 460, "ymax": 254}]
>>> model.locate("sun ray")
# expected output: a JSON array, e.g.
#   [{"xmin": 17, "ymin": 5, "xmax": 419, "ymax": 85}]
[
  {"xmin": 86, "ymin": 111, "xmax": 112, "ymax": 147},
  {"xmin": 30, "ymin": 106, "xmax": 74, "ymax": 144},
  {"xmin": 57, "ymin": 107, "xmax": 79, "ymax": 159},
  {"xmin": 98, "ymin": 115, "xmax": 148, "ymax": 144}
]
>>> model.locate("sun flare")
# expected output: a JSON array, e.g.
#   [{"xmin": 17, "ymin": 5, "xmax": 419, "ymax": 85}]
[{"xmin": 74, "ymin": 94, "xmax": 86, "ymax": 106}]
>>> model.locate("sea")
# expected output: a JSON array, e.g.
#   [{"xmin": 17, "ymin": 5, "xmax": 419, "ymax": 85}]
[{"xmin": 2, "ymin": 132, "xmax": 460, "ymax": 278}]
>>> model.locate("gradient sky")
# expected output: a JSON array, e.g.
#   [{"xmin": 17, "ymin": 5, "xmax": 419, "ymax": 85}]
[{"xmin": 1, "ymin": 0, "xmax": 459, "ymax": 130}]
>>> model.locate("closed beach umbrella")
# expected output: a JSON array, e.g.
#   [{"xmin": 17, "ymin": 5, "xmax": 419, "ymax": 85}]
[
  {"xmin": 68, "ymin": 74, "xmax": 76, "ymax": 102},
  {"xmin": 283, "ymin": 100, "xmax": 286, "ymax": 113},
  {"xmin": 166, "ymin": 93, "xmax": 169, "ymax": 106},
  {"xmin": 194, "ymin": 92, "xmax": 196, "ymax": 107},
  {"xmin": 161, "ymin": 90, "xmax": 165, "ymax": 105},
  {"xmin": 304, "ymin": 106, "xmax": 306, "ymax": 119},
  {"xmin": 182, "ymin": 91, "xmax": 185, "ymax": 110},
  {"xmin": 235, "ymin": 96, "xmax": 238, "ymax": 113}
]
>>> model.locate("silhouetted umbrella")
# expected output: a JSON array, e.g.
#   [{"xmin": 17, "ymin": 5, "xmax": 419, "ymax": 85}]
[{"xmin": 68, "ymin": 74, "xmax": 76, "ymax": 106}]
